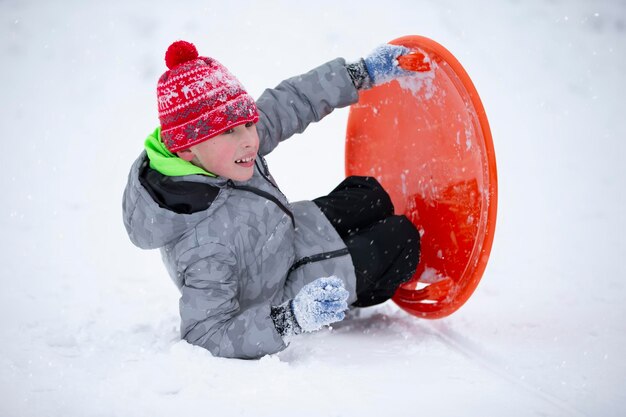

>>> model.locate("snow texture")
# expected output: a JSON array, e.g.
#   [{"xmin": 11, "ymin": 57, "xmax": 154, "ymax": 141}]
[
  {"xmin": 396, "ymin": 49, "xmax": 438, "ymax": 98},
  {"xmin": 1, "ymin": 0, "xmax": 625, "ymax": 416}
]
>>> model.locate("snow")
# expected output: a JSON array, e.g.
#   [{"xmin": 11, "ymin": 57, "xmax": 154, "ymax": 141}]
[
  {"xmin": 396, "ymin": 50, "xmax": 437, "ymax": 98},
  {"xmin": 1, "ymin": 0, "xmax": 625, "ymax": 416}
]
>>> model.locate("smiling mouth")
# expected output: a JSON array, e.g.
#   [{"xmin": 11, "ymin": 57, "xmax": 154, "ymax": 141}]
[{"xmin": 235, "ymin": 156, "xmax": 255, "ymax": 164}]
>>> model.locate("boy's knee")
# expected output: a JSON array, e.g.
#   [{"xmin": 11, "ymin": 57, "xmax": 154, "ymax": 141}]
[
  {"xmin": 387, "ymin": 215, "xmax": 421, "ymax": 263},
  {"xmin": 397, "ymin": 215, "xmax": 420, "ymax": 242}
]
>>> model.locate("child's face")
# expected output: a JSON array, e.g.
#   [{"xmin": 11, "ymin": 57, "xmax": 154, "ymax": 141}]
[{"xmin": 178, "ymin": 122, "xmax": 260, "ymax": 181}]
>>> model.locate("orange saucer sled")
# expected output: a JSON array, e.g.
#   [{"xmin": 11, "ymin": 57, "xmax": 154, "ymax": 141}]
[{"xmin": 345, "ymin": 35, "xmax": 498, "ymax": 318}]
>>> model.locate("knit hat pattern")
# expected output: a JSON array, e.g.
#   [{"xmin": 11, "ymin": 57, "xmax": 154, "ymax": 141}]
[{"xmin": 157, "ymin": 41, "xmax": 259, "ymax": 152}]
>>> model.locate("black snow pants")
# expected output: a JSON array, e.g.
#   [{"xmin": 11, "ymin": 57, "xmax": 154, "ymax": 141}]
[{"xmin": 313, "ymin": 176, "xmax": 421, "ymax": 307}]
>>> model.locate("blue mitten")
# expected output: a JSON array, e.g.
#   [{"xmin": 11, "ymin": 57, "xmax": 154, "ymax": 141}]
[
  {"xmin": 292, "ymin": 276, "xmax": 349, "ymax": 332},
  {"xmin": 363, "ymin": 44, "xmax": 412, "ymax": 85}
]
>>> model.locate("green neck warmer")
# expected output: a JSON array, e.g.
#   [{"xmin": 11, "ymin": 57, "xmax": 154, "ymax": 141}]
[{"xmin": 144, "ymin": 127, "xmax": 216, "ymax": 177}]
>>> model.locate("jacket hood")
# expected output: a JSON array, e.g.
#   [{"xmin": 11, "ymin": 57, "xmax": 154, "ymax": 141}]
[{"xmin": 122, "ymin": 150, "xmax": 228, "ymax": 250}]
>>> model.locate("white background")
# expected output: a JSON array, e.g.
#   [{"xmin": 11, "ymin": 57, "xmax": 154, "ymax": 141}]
[{"xmin": 1, "ymin": 0, "xmax": 625, "ymax": 416}]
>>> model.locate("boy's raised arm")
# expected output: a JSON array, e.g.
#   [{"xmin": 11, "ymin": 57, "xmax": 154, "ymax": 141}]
[
  {"xmin": 255, "ymin": 58, "xmax": 359, "ymax": 156},
  {"xmin": 255, "ymin": 44, "xmax": 414, "ymax": 156}
]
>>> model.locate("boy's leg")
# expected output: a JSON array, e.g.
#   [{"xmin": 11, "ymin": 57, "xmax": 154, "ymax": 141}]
[
  {"xmin": 346, "ymin": 215, "xmax": 421, "ymax": 307},
  {"xmin": 313, "ymin": 176, "xmax": 394, "ymax": 238}
]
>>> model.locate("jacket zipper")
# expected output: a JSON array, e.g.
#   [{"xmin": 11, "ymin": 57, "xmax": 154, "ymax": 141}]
[
  {"xmin": 227, "ymin": 180, "xmax": 295, "ymax": 227},
  {"xmin": 256, "ymin": 157, "xmax": 272, "ymax": 180},
  {"xmin": 234, "ymin": 161, "xmax": 350, "ymax": 274},
  {"xmin": 288, "ymin": 248, "xmax": 350, "ymax": 274},
  {"xmin": 255, "ymin": 157, "xmax": 283, "ymax": 192},
  {"xmin": 251, "ymin": 158, "xmax": 350, "ymax": 274}
]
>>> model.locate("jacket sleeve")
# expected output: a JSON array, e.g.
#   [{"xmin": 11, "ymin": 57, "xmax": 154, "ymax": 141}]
[
  {"xmin": 179, "ymin": 243, "xmax": 287, "ymax": 359},
  {"xmin": 255, "ymin": 57, "xmax": 360, "ymax": 156}
]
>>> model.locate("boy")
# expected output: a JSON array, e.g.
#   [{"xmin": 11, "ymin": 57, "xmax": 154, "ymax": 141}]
[{"xmin": 123, "ymin": 40, "xmax": 420, "ymax": 359}]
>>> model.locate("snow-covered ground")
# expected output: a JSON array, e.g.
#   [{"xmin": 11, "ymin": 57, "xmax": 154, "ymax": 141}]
[{"xmin": 2, "ymin": 0, "xmax": 625, "ymax": 415}]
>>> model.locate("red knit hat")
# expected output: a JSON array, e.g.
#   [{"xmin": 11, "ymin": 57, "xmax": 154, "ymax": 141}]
[{"xmin": 157, "ymin": 40, "xmax": 259, "ymax": 152}]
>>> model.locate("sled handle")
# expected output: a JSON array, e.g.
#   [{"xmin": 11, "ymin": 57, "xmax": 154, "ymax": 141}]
[
  {"xmin": 398, "ymin": 279, "xmax": 453, "ymax": 303},
  {"xmin": 398, "ymin": 51, "xmax": 431, "ymax": 72}
]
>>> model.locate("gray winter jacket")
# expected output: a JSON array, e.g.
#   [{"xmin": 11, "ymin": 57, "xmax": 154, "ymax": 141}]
[{"xmin": 122, "ymin": 58, "xmax": 359, "ymax": 359}]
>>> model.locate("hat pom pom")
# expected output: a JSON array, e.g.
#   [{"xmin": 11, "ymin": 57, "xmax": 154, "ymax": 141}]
[{"xmin": 165, "ymin": 40, "xmax": 199, "ymax": 69}]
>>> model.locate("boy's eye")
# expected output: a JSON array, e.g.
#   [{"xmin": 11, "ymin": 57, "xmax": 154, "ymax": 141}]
[
  {"xmin": 223, "ymin": 128, "xmax": 234, "ymax": 135},
  {"xmin": 245, "ymin": 122, "xmax": 254, "ymax": 128}
]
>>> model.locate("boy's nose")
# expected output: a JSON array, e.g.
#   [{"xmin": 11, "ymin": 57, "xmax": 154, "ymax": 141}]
[{"xmin": 241, "ymin": 127, "xmax": 259, "ymax": 149}]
